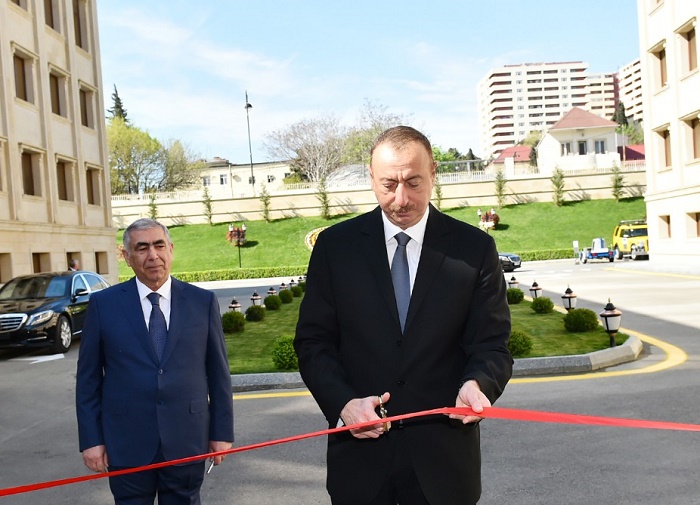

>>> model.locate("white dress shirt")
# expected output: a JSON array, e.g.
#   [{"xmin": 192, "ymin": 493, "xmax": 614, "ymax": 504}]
[
  {"xmin": 135, "ymin": 276, "xmax": 172, "ymax": 330},
  {"xmin": 381, "ymin": 208, "xmax": 430, "ymax": 295}
]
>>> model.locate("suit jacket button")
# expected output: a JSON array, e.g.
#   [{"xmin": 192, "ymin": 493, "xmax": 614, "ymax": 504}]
[
  {"xmin": 397, "ymin": 380, "xmax": 406, "ymax": 387},
  {"xmin": 158, "ymin": 369, "xmax": 164, "ymax": 375}
]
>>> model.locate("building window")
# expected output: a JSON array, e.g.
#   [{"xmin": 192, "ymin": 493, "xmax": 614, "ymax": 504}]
[
  {"xmin": 561, "ymin": 142, "xmax": 572, "ymax": 156},
  {"xmin": 682, "ymin": 115, "xmax": 700, "ymax": 160},
  {"xmin": 687, "ymin": 212, "xmax": 700, "ymax": 238},
  {"xmin": 10, "ymin": 0, "xmax": 27, "ymax": 9},
  {"xmin": 86, "ymin": 166, "xmax": 101, "ymax": 205},
  {"xmin": 94, "ymin": 251, "xmax": 108, "ymax": 275},
  {"xmin": 79, "ymin": 85, "xmax": 95, "ymax": 128},
  {"xmin": 657, "ymin": 128, "xmax": 672, "ymax": 167},
  {"xmin": 49, "ymin": 70, "xmax": 68, "ymax": 117},
  {"xmin": 595, "ymin": 140, "xmax": 606, "ymax": 154},
  {"xmin": 652, "ymin": 44, "xmax": 668, "ymax": 89},
  {"xmin": 21, "ymin": 151, "xmax": 42, "ymax": 196},
  {"xmin": 73, "ymin": 0, "xmax": 89, "ymax": 52},
  {"xmin": 44, "ymin": 0, "xmax": 59, "ymax": 31},
  {"xmin": 56, "ymin": 160, "xmax": 74, "ymax": 201},
  {"xmin": 679, "ymin": 23, "xmax": 697, "ymax": 74},
  {"xmin": 32, "ymin": 252, "xmax": 50, "ymax": 273},
  {"xmin": 13, "ymin": 52, "xmax": 34, "ymax": 103},
  {"xmin": 578, "ymin": 141, "xmax": 587, "ymax": 155},
  {"xmin": 219, "ymin": 174, "xmax": 227, "ymax": 185},
  {"xmin": 202, "ymin": 176, "xmax": 210, "ymax": 186},
  {"xmin": 659, "ymin": 214, "xmax": 671, "ymax": 239},
  {"xmin": 267, "ymin": 175, "xmax": 276, "ymax": 183}
]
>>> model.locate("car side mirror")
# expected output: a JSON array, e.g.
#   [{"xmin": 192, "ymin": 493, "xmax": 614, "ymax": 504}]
[{"xmin": 73, "ymin": 288, "xmax": 89, "ymax": 298}]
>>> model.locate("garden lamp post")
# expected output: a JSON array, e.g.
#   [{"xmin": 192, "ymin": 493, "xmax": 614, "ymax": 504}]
[
  {"xmin": 245, "ymin": 91, "xmax": 255, "ymax": 195},
  {"xmin": 289, "ymin": 279, "xmax": 297, "ymax": 289},
  {"xmin": 529, "ymin": 281, "xmax": 542, "ymax": 299},
  {"xmin": 279, "ymin": 282, "xmax": 287, "ymax": 291},
  {"xmin": 228, "ymin": 298, "xmax": 241, "ymax": 312},
  {"xmin": 599, "ymin": 298, "xmax": 622, "ymax": 347},
  {"xmin": 267, "ymin": 287, "xmax": 277, "ymax": 296},
  {"xmin": 561, "ymin": 286, "xmax": 578, "ymax": 311},
  {"xmin": 251, "ymin": 291, "xmax": 262, "ymax": 306},
  {"xmin": 508, "ymin": 276, "xmax": 519, "ymax": 290}
]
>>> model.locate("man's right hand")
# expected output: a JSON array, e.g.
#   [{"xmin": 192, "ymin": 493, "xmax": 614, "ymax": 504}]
[
  {"xmin": 82, "ymin": 445, "xmax": 108, "ymax": 473},
  {"xmin": 339, "ymin": 392, "xmax": 391, "ymax": 439}
]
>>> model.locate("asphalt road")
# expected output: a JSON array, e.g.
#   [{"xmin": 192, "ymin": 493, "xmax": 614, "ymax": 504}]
[{"xmin": 1, "ymin": 259, "xmax": 699, "ymax": 504}]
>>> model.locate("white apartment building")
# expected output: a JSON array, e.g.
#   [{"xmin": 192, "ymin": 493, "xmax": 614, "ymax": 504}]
[
  {"xmin": 638, "ymin": 0, "xmax": 700, "ymax": 270},
  {"xmin": 618, "ymin": 58, "xmax": 644, "ymax": 123},
  {"xmin": 0, "ymin": 0, "xmax": 116, "ymax": 283},
  {"xmin": 478, "ymin": 61, "xmax": 620, "ymax": 160}
]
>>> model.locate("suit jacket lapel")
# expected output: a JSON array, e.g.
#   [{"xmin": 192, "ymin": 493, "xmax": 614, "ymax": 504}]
[
  {"xmin": 360, "ymin": 207, "xmax": 401, "ymax": 327},
  {"xmin": 405, "ymin": 205, "xmax": 449, "ymax": 331},
  {"xmin": 160, "ymin": 277, "xmax": 184, "ymax": 365},
  {"xmin": 119, "ymin": 278, "xmax": 159, "ymax": 363}
]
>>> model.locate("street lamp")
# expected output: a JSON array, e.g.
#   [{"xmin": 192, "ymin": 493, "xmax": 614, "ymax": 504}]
[
  {"xmin": 267, "ymin": 287, "xmax": 277, "ymax": 296},
  {"xmin": 599, "ymin": 298, "xmax": 622, "ymax": 347},
  {"xmin": 245, "ymin": 90, "xmax": 255, "ymax": 195},
  {"xmin": 529, "ymin": 281, "xmax": 542, "ymax": 299},
  {"xmin": 507, "ymin": 276, "xmax": 519, "ymax": 290},
  {"xmin": 250, "ymin": 291, "xmax": 262, "ymax": 306},
  {"xmin": 561, "ymin": 286, "xmax": 578, "ymax": 311},
  {"xmin": 228, "ymin": 298, "xmax": 242, "ymax": 312}
]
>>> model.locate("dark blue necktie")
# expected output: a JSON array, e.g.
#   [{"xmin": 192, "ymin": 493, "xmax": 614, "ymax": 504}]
[
  {"xmin": 391, "ymin": 232, "xmax": 411, "ymax": 332},
  {"xmin": 147, "ymin": 292, "xmax": 168, "ymax": 362}
]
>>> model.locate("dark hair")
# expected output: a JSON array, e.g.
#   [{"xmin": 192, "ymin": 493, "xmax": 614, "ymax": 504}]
[
  {"xmin": 123, "ymin": 218, "xmax": 172, "ymax": 251},
  {"xmin": 369, "ymin": 126, "xmax": 434, "ymax": 166}
]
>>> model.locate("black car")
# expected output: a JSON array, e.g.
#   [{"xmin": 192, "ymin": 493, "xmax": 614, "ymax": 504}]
[
  {"xmin": 0, "ymin": 271, "xmax": 110, "ymax": 353},
  {"xmin": 499, "ymin": 252, "xmax": 522, "ymax": 272}
]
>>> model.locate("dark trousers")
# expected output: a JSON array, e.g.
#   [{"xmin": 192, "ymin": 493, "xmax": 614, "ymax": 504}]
[
  {"xmin": 331, "ymin": 430, "xmax": 431, "ymax": 505},
  {"xmin": 108, "ymin": 446, "xmax": 205, "ymax": 505}
]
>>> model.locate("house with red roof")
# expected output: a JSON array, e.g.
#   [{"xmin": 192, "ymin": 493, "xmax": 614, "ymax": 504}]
[{"xmin": 537, "ymin": 107, "xmax": 623, "ymax": 174}]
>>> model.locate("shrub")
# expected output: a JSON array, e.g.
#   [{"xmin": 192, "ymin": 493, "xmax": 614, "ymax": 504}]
[
  {"xmin": 278, "ymin": 289, "xmax": 294, "ymax": 304},
  {"xmin": 298, "ymin": 281, "xmax": 306, "ymax": 292},
  {"xmin": 245, "ymin": 305, "xmax": 266, "ymax": 322},
  {"xmin": 271, "ymin": 334, "xmax": 298, "ymax": 370},
  {"xmin": 264, "ymin": 294, "xmax": 282, "ymax": 310},
  {"xmin": 531, "ymin": 296, "xmax": 554, "ymax": 314},
  {"xmin": 564, "ymin": 308, "xmax": 599, "ymax": 332},
  {"xmin": 290, "ymin": 285, "xmax": 303, "ymax": 298},
  {"xmin": 506, "ymin": 288, "xmax": 524, "ymax": 305},
  {"xmin": 221, "ymin": 310, "xmax": 245, "ymax": 333},
  {"xmin": 508, "ymin": 329, "xmax": 533, "ymax": 358}
]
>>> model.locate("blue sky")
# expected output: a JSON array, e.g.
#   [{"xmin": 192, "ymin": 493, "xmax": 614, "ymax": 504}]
[{"xmin": 97, "ymin": 0, "xmax": 640, "ymax": 163}]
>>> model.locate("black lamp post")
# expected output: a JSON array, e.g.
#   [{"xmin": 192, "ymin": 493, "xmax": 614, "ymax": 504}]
[
  {"xmin": 228, "ymin": 298, "xmax": 241, "ymax": 312},
  {"xmin": 250, "ymin": 291, "xmax": 262, "ymax": 306},
  {"xmin": 244, "ymin": 91, "xmax": 255, "ymax": 195},
  {"xmin": 289, "ymin": 279, "xmax": 297, "ymax": 289},
  {"xmin": 507, "ymin": 276, "xmax": 519, "ymax": 290},
  {"xmin": 561, "ymin": 286, "xmax": 577, "ymax": 311},
  {"xmin": 529, "ymin": 281, "xmax": 542, "ymax": 299},
  {"xmin": 599, "ymin": 298, "xmax": 622, "ymax": 347},
  {"xmin": 279, "ymin": 282, "xmax": 287, "ymax": 291},
  {"xmin": 267, "ymin": 287, "xmax": 277, "ymax": 296}
]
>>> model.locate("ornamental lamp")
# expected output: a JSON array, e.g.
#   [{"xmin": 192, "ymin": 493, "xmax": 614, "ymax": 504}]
[
  {"xmin": 599, "ymin": 298, "xmax": 622, "ymax": 347},
  {"xmin": 508, "ymin": 276, "xmax": 519, "ymax": 290},
  {"xmin": 228, "ymin": 298, "xmax": 242, "ymax": 312},
  {"xmin": 561, "ymin": 286, "xmax": 578, "ymax": 311},
  {"xmin": 251, "ymin": 291, "xmax": 262, "ymax": 306},
  {"xmin": 529, "ymin": 281, "xmax": 542, "ymax": 299}
]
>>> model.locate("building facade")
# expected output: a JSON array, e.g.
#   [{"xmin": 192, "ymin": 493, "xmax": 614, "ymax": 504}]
[
  {"xmin": 638, "ymin": 0, "xmax": 700, "ymax": 271},
  {"xmin": 0, "ymin": 0, "xmax": 116, "ymax": 283},
  {"xmin": 618, "ymin": 58, "xmax": 644, "ymax": 123}
]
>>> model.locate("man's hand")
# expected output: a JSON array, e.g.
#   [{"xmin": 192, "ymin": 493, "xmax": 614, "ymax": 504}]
[
  {"xmin": 82, "ymin": 445, "xmax": 108, "ymax": 473},
  {"xmin": 339, "ymin": 392, "xmax": 391, "ymax": 439},
  {"xmin": 449, "ymin": 380, "xmax": 491, "ymax": 424},
  {"xmin": 208, "ymin": 440, "xmax": 233, "ymax": 466}
]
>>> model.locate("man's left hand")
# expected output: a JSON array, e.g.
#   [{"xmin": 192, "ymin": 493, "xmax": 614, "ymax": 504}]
[{"xmin": 208, "ymin": 440, "xmax": 233, "ymax": 466}]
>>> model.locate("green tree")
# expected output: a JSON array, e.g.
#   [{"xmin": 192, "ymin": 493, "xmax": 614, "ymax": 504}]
[
  {"xmin": 107, "ymin": 117, "xmax": 163, "ymax": 194},
  {"xmin": 161, "ymin": 139, "xmax": 205, "ymax": 192},
  {"xmin": 611, "ymin": 164, "xmax": 625, "ymax": 201},
  {"xmin": 107, "ymin": 85, "xmax": 128, "ymax": 123},
  {"xmin": 494, "ymin": 168, "xmax": 508, "ymax": 208},
  {"xmin": 202, "ymin": 187, "xmax": 213, "ymax": 225},
  {"xmin": 529, "ymin": 145, "xmax": 538, "ymax": 168},
  {"xmin": 316, "ymin": 177, "xmax": 331, "ymax": 220},
  {"xmin": 433, "ymin": 176, "xmax": 443, "ymax": 210},
  {"xmin": 612, "ymin": 101, "xmax": 628, "ymax": 126},
  {"xmin": 259, "ymin": 184, "xmax": 272, "ymax": 222},
  {"xmin": 551, "ymin": 167, "xmax": 566, "ymax": 206},
  {"xmin": 148, "ymin": 192, "xmax": 158, "ymax": 219}
]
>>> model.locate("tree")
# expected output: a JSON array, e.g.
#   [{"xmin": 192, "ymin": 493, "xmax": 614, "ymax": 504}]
[
  {"xmin": 551, "ymin": 167, "xmax": 566, "ymax": 206},
  {"xmin": 611, "ymin": 164, "xmax": 625, "ymax": 201},
  {"xmin": 148, "ymin": 192, "xmax": 158, "ymax": 219},
  {"xmin": 529, "ymin": 145, "xmax": 538, "ymax": 168},
  {"xmin": 259, "ymin": 184, "xmax": 271, "ymax": 222},
  {"xmin": 316, "ymin": 177, "xmax": 331, "ymax": 220},
  {"xmin": 612, "ymin": 101, "xmax": 628, "ymax": 127},
  {"xmin": 494, "ymin": 168, "xmax": 508, "ymax": 208},
  {"xmin": 433, "ymin": 176, "xmax": 443, "ymax": 210},
  {"xmin": 264, "ymin": 114, "xmax": 347, "ymax": 182},
  {"xmin": 202, "ymin": 187, "xmax": 213, "ymax": 225},
  {"xmin": 342, "ymin": 99, "xmax": 411, "ymax": 166},
  {"xmin": 108, "ymin": 85, "xmax": 129, "ymax": 123},
  {"xmin": 107, "ymin": 117, "xmax": 163, "ymax": 194},
  {"xmin": 160, "ymin": 140, "xmax": 206, "ymax": 192}
]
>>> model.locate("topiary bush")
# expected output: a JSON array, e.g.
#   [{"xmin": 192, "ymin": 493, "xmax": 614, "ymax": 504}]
[
  {"xmin": 298, "ymin": 281, "xmax": 306, "ymax": 292},
  {"xmin": 245, "ymin": 305, "xmax": 266, "ymax": 322},
  {"xmin": 531, "ymin": 296, "xmax": 554, "ymax": 314},
  {"xmin": 290, "ymin": 285, "xmax": 303, "ymax": 298},
  {"xmin": 564, "ymin": 308, "xmax": 599, "ymax": 332},
  {"xmin": 508, "ymin": 329, "xmax": 534, "ymax": 358},
  {"xmin": 264, "ymin": 294, "xmax": 282, "ymax": 310},
  {"xmin": 507, "ymin": 288, "xmax": 524, "ymax": 305},
  {"xmin": 278, "ymin": 289, "xmax": 293, "ymax": 304},
  {"xmin": 221, "ymin": 310, "xmax": 245, "ymax": 333},
  {"xmin": 271, "ymin": 334, "xmax": 298, "ymax": 370}
]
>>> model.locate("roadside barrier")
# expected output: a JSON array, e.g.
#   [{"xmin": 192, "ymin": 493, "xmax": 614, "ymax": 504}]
[{"xmin": 1, "ymin": 406, "xmax": 698, "ymax": 497}]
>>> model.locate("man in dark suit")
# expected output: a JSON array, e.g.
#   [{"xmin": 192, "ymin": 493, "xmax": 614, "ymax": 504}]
[
  {"xmin": 295, "ymin": 126, "xmax": 512, "ymax": 505},
  {"xmin": 76, "ymin": 218, "xmax": 233, "ymax": 505}
]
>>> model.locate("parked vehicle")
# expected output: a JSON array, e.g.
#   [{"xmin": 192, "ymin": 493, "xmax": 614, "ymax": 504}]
[
  {"xmin": 612, "ymin": 219, "xmax": 649, "ymax": 260},
  {"xmin": 0, "ymin": 271, "xmax": 110, "ymax": 353},
  {"xmin": 499, "ymin": 252, "xmax": 521, "ymax": 272},
  {"xmin": 579, "ymin": 238, "xmax": 615, "ymax": 263}
]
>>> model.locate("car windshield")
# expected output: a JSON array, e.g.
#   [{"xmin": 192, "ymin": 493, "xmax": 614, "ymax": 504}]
[
  {"xmin": 627, "ymin": 228, "xmax": 647, "ymax": 238},
  {"xmin": 0, "ymin": 277, "xmax": 68, "ymax": 300}
]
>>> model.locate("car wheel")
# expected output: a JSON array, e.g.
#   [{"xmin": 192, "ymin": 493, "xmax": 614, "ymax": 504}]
[
  {"xmin": 609, "ymin": 256, "xmax": 614, "ymax": 262},
  {"xmin": 614, "ymin": 247, "xmax": 623, "ymax": 260},
  {"xmin": 53, "ymin": 315, "xmax": 72, "ymax": 353},
  {"xmin": 630, "ymin": 250, "xmax": 638, "ymax": 261},
  {"xmin": 582, "ymin": 257, "xmax": 588, "ymax": 264}
]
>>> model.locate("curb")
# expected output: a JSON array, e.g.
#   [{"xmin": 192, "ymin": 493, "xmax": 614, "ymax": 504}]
[{"xmin": 230, "ymin": 335, "xmax": 643, "ymax": 392}]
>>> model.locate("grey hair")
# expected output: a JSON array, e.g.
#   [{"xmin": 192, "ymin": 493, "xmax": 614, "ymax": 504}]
[{"xmin": 123, "ymin": 218, "xmax": 172, "ymax": 251}]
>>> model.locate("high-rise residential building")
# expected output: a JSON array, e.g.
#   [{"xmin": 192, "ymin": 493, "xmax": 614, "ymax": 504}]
[
  {"xmin": 618, "ymin": 58, "xmax": 644, "ymax": 123},
  {"xmin": 637, "ymin": 0, "xmax": 700, "ymax": 270},
  {"xmin": 0, "ymin": 0, "xmax": 116, "ymax": 283},
  {"xmin": 477, "ymin": 61, "xmax": 620, "ymax": 159}
]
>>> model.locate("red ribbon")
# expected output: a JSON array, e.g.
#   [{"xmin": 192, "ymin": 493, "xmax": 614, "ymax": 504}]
[{"xmin": 1, "ymin": 406, "xmax": 698, "ymax": 497}]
